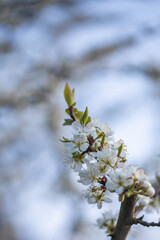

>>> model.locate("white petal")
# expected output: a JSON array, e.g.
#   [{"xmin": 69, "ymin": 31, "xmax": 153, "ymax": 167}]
[
  {"xmin": 72, "ymin": 121, "xmax": 82, "ymax": 132},
  {"xmin": 103, "ymin": 195, "xmax": 112, "ymax": 203},
  {"xmin": 106, "ymin": 181, "xmax": 117, "ymax": 191},
  {"xmin": 80, "ymin": 143, "xmax": 88, "ymax": 152},
  {"xmin": 97, "ymin": 201, "xmax": 102, "ymax": 209},
  {"xmin": 88, "ymin": 197, "xmax": 96, "ymax": 204},
  {"xmin": 124, "ymin": 179, "xmax": 133, "ymax": 187},
  {"xmin": 116, "ymin": 186, "xmax": 124, "ymax": 195}
]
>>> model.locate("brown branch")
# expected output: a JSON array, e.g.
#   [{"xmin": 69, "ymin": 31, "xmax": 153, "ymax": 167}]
[
  {"xmin": 130, "ymin": 215, "xmax": 160, "ymax": 228},
  {"xmin": 81, "ymin": 136, "xmax": 97, "ymax": 155},
  {"xmin": 69, "ymin": 106, "xmax": 76, "ymax": 121},
  {"xmin": 111, "ymin": 194, "xmax": 160, "ymax": 240},
  {"xmin": 81, "ymin": 146, "xmax": 96, "ymax": 155},
  {"xmin": 111, "ymin": 194, "xmax": 137, "ymax": 240}
]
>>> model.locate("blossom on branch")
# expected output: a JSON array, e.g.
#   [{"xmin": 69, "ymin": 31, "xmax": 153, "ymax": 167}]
[{"xmin": 61, "ymin": 83, "xmax": 158, "ymax": 239}]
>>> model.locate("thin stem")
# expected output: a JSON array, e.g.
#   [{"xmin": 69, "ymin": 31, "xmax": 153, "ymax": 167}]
[{"xmin": 130, "ymin": 216, "xmax": 160, "ymax": 227}]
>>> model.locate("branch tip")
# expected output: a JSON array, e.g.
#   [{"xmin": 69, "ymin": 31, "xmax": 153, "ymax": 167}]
[{"xmin": 130, "ymin": 217, "xmax": 160, "ymax": 227}]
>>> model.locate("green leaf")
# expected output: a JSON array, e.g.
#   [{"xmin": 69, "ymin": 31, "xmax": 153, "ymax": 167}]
[
  {"xmin": 73, "ymin": 108, "xmax": 78, "ymax": 113},
  {"xmin": 74, "ymin": 110, "xmax": 83, "ymax": 122},
  {"xmin": 64, "ymin": 83, "xmax": 74, "ymax": 107},
  {"xmin": 80, "ymin": 107, "xmax": 88, "ymax": 125},
  {"xmin": 65, "ymin": 108, "xmax": 70, "ymax": 116},
  {"xmin": 71, "ymin": 102, "xmax": 76, "ymax": 107},
  {"xmin": 63, "ymin": 118, "xmax": 73, "ymax": 126},
  {"xmin": 85, "ymin": 116, "xmax": 91, "ymax": 125}
]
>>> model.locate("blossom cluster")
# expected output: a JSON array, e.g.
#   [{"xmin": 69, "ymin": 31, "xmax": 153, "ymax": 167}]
[
  {"xmin": 61, "ymin": 83, "xmax": 156, "ymax": 232},
  {"xmin": 63, "ymin": 118, "xmax": 155, "ymax": 204}
]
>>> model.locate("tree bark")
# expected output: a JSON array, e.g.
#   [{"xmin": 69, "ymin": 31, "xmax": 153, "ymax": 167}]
[{"xmin": 111, "ymin": 194, "xmax": 137, "ymax": 240}]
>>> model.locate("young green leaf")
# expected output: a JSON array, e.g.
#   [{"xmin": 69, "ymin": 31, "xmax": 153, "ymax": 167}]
[
  {"xmin": 64, "ymin": 83, "xmax": 75, "ymax": 107},
  {"xmin": 86, "ymin": 116, "xmax": 91, "ymax": 125},
  {"xmin": 71, "ymin": 102, "xmax": 76, "ymax": 107},
  {"xmin": 63, "ymin": 118, "xmax": 73, "ymax": 126},
  {"xmin": 65, "ymin": 108, "xmax": 70, "ymax": 115},
  {"xmin": 74, "ymin": 110, "xmax": 83, "ymax": 122},
  {"xmin": 80, "ymin": 107, "xmax": 88, "ymax": 125}
]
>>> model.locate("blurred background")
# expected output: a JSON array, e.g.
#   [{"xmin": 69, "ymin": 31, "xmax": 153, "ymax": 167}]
[{"xmin": 0, "ymin": 0, "xmax": 160, "ymax": 239}]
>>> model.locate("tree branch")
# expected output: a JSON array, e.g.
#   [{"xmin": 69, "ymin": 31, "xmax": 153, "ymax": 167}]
[
  {"xmin": 130, "ymin": 215, "xmax": 160, "ymax": 227},
  {"xmin": 111, "ymin": 195, "xmax": 160, "ymax": 240},
  {"xmin": 111, "ymin": 194, "xmax": 137, "ymax": 240}
]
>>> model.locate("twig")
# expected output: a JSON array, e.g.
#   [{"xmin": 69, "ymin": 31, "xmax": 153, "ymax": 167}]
[
  {"xmin": 69, "ymin": 106, "xmax": 76, "ymax": 121},
  {"xmin": 107, "ymin": 233, "xmax": 114, "ymax": 238},
  {"xmin": 130, "ymin": 216, "xmax": 160, "ymax": 227}
]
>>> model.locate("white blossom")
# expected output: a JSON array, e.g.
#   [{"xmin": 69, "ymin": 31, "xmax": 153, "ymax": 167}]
[
  {"xmin": 78, "ymin": 163, "xmax": 99, "ymax": 185},
  {"xmin": 74, "ymin": 132, "xmax": 87, "ymax": 143},
  {"xmin": 63, "ymin": 142, "xmax": 87, "ymax": 172},
  {"xmin": 106, "ymin": 166, "xmax": 135, "ymax": 195},
  {"xmin": 106, "ymin": 166, "xmax": 155, "ymax": 198},
  {"xmin": 115, "ymin": 139, "xmax": 128, "ymax": 159},
  {"xmin": 84, "ymin": 186, "xmax": 112, "ymax": 209},
  {"xmin": 91, "ymin": 146, "xmax": 117, "ymax": 174},
  {"xmin": 63, "ymin": 141, "xmax": 79, "ymax": 153},
  {"xmin": 134, "ymin": 169, "xmax": 148, "ymax": 182},
  {"xmin": 63, "ymin": 149, "xmax": 83, "ymax": 172},
  {"xmin": 72, "ymin": 121, "xmax": 97, "ymax": 138}
]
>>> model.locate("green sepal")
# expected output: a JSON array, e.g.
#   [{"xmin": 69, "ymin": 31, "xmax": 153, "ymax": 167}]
[
  {"xmin": 117, "ymin": 143, "xmax": 123, "ymax": 157},
  {"xmin": 60, "ymin": 137, "xmax": 71, "ymax": 143},
  {"xmin": 72, "ymin": 152, "xmax": 84, "ymax": 162},
  {"xmin": 64, "ymin": 83, "xmax": 75, "ymax": 107},
  {"xmin": 80, "ymin": 107, "xmax": 88, "ymax": 125},
  {"xmin": 63, "ymin": 118, "xmax": 73, "ymax": 126},
  {"xmin": 125, "ymin": 191, "xmax": 132, "ymax": 198},
  {"xmin": 101, "ymin": 134, "xmax": 105, "ymax": 146},
  {"xmin": 95, "ymin": 132, "xmax": 104, "ymax": 140}
]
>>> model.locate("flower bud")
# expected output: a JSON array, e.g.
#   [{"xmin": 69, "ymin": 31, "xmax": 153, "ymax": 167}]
[
  {"xmin": 142, "ymin": 181, "xmax": 151, "ymax": 189},
  {"xmin": 144, "ymin": 187, "xmax": 155, "ymax": 197},
  {"xmin": 138, "ymin": 196, "xmax": 150, "ymax": 206}
]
